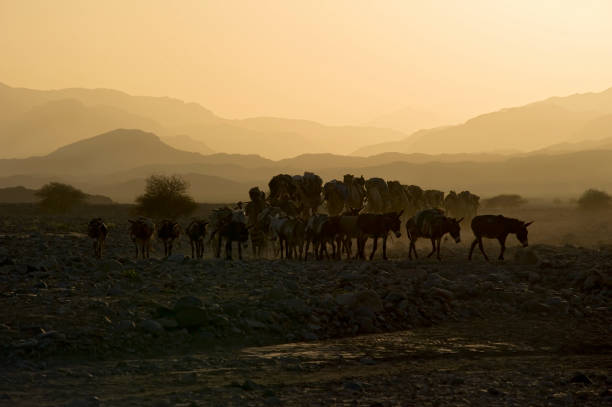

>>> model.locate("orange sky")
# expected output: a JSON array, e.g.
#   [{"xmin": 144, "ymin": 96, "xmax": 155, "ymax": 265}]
[{"xmin": 1, "ymin": 0, "xmax": 611, "ymax": 124}]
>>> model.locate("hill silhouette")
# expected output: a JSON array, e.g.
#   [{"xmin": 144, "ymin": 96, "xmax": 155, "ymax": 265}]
[
  {"xmin": 353, "ymin": 87, "xmax": 612, "ymax": 156},
  {"xmin": 0, "ymin": 83, "xmax": 408, "ymax": 159},
  {"xmin": 0, "ymin": 128, "xmax": 611, "ymax": 202}
]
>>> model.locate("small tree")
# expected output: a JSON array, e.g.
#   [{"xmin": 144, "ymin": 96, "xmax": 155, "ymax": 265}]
[
  {"xmin": 35, "ymin": 182, "xmax": 86, "ymax": 213},
  {"xmin": 135, "ymin": 175, "xmax": 197, "ymax": 218},
  {"xmin": 577, "ymin": 188, "xmax": 612, "ymax": 210}
]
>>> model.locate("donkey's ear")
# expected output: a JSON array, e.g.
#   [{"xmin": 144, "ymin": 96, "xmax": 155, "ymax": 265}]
[
  {"xmin": 524, "ymin": 221, "xmax": 534, "ymax": 227},
  {"xmin": 457, "ymin": 217, "xmax": 464, "ymax": 223},
  {"xmin": 398, "ymin": 209, "xmax": 404, "ymax": 217}
]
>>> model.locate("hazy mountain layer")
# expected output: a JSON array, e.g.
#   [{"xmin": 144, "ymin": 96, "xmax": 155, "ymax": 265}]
[
  {"xmin": 0, "ymin": 83, "xmax": 407, "ymax": 159},
  {"xmin": 0, "ymin": 128, "xmax": 611, "ymax": 203},
  {"xmin": 353, "ymin": 87, "xmax": 612, "ymax": 156}
]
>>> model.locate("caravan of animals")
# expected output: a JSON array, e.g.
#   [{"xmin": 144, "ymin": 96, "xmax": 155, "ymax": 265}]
[{"xmin": 91, "ymin": 172, "xmax": 531, "ymax": 262}]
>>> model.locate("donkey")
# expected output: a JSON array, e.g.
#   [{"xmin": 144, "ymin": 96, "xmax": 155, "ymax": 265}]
[
  {"xmin": 468, "ymin": 215, "xmax": 533, "ymax": 261},
  {"xmin": 87, "ymin": 218, "xmax": 108, "ymax": 258},
  {"xmin": 186, "ymin": 219, "xmax": 208, "ymax": 259},
  {"xmin": 158, "ymin": 219, "xmax": 181, "ymax": 257},
  {"xmin": 269, "ymin": 215, "xmax": 304, "ymax": 259},
  {"xmin": 213, "ymin": 220, "xmax": 250, "ymax": 260},
  {"xmin": 406, "ymin": 209, "xmax": 463, "ymax": 260},
  {"xmin": 129, "ymin": 217, "xmax": 156, "ymax": 259},
  {"xmin": 356, "ymin": 211, "xmax": 403, "ymax": 260}
]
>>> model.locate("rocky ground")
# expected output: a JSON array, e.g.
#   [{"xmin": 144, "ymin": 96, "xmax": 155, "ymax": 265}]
[{"xmin": 0, "ymin": 206, "xmax": 611, "ymax": 406}]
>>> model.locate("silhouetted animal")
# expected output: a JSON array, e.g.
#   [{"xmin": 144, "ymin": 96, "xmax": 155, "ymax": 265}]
[
  {"xmin": 406, "ymin": 209, "xmax": 463, "ymax": 260},
  {"xmin": 212, "ymin": 220, "xmax": 249, "ymax": 260},
  {"xmin": 445, "ymin": 190, "xmax": 480, "ymax": 223},
  {"xmin": 323, "ymin": 180, "xmax": 348, "ymax": 216},
  {"xmin": 246, "ymin": 187, "xmax": 268, "ymax": 257},
  {"xmin": 344, "ymin": 174, "xmax": 367, "ymax": 212},
  {"xmin": 387, "ymin": 180, "xmax": 409, "ymax": 215},
  {"xmin": 186, "ymin": 219, "xmax": 208, "ymax": 259},
  {"xmin": 87, "ymin": 218, "xmax": 108, "ymax": 258},
  {"xmin": 304, "ymin": 214, "xmax": 324, "ymax": 260},
  {"xmin": 129, "ymin": 217, "xmax": 155, "ymax": 259},
  {"xmin": 404, "ymin": 184, "xmax": 425, "ymax": 216},
  {"xmin": 293, "ymin": 172, "xmax": 323, "ymax": 217},
  {"xmin": 423, "ymin": 189, "xmax": 445, "ymax": 209},
  {"xmin": 468, "ymin": 215, "xmax": 533, "ymax": 261},
  {"xmin": 365, "ymin": 177, "xmax": 391, "ymax": 213},
  {"xmin": 269, "ymin": 215, "xmax": 305, "ymax": 259},
  {"xmin": 336, "ymin": 213, "xmax": 362, "ymax": 259},
  {"xmin": 356, "ymin": 211, "xmax": 403, "ymax": 260},
  {"xmin": 158, "ymin": 219, "xmax": 181, "ymax": 257}
]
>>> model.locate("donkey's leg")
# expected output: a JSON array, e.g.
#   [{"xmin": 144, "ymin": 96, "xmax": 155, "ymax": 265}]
[
  {"xmin": 468, "ymin": 238, "xmax": 479, "ymax": 260},
  {"xmin": 370, "ymin": 237, "xmax": 378, "ymax": 261},
  {"xmin": 225, "ymin": 239, "xmax": 232, "ymax": 260},
  {"xmin": 427, "ymin": 238, "xmax": 436, "ymax": 258},
  {"xmin": 477, "ymin": 238, "xmax": 489, "ymax": 261},
  {"xmin": 382, "ymin": 236, "xmax": 388, "ymax": 260},
  {"xmin": 498, "ymin": 235, "xmax": 507, "ymax": 261},
  {"xmin": 238, "ymin": 240, "xmax": 243, "ymax": 260},
  {"xmin": 436, "ymin": 238, "xmax": 442, "ymax": 260}
]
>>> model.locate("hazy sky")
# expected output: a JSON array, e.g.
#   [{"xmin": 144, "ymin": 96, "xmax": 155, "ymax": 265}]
[{"xmin": 1, "ymin": 0, "xmax": 612, "ymax": 124}]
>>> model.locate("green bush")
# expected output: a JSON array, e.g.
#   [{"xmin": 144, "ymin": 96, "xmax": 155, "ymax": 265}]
[
  {"xmin": 135, "ymin": 175, "xmax": 197, "ymax": 219},
  {"xmin": 35, "ymin": 182, "xmax": 86, "ymax": 213},
  {"xmin": 577, "ymin": 188, "xmax": 612, "ymax": 210}
]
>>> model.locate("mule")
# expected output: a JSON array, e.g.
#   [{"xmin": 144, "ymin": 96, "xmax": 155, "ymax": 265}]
[
  {"xmin": 129, "ymin": 217, "xmax": 155, "ymax": 259},
  {"xmin": 356, "ymin": 211, "xmax": 403, "ymax": 260},
  {"xmin": 186, "ymin": 219, "xmax": 208, "ymax": 259},
  {"xmin": 468, "ymin": 215, "xmax": 533, "ymax": 261},
  {"xmin": 87, "ymin": 218, "xmax": 108, "ymax": 258},
  {"xmin": 406, "ymin": 209, "xmax": 463, "ymax": 260},
  {"xmin": 158, "ymin": 219, "xmax": 181, "ymax": 257},
  {"xmin": 212, "ymin": 221, "xmax": 250, "ymax": 260}
]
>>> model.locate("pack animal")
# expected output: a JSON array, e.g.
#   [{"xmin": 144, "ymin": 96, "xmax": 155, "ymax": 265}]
[
  {"xmin": 87, "ymin": 218, "xmax": 108, "ymax": 258},
  {"xmin": 356, "ymin": 211, "xmax": 403, "ymax": 260},
  {"xmin": 468, "ymin": 215, "xmax": 533, "ymax": 261},
  {"xmin": 129, "ymin": 217, "xmax": 156, "ymax": 259},
  {"xmin": 406, "ymin": 209, "xmax": 463, "ymax": 260},
  {"xmin": 158, "ymin": 219, "xmax": 181, "ymax": 257},
  {"xmin": 186, "ymin": 219, "xmax": 208, "ymax": 259}
]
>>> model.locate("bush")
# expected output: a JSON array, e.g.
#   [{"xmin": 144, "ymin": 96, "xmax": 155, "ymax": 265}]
[
  {"xmin": 135, "ymin": 175, "xmax": 197, "ymax": 219},
  {"xmin": 482, "ymin": 194, "xmax": 527, "ymax": 209},
  {"xmin": 577, "ymin": 189, "xmax": 612, "ymax": 210},
  {"xmin": 35, "ymin": 182, "xmax": 86, "ymax": 213}
]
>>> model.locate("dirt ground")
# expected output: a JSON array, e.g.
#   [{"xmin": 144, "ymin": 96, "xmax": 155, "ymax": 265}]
[{"xmin": 0, "ymin": 203, "xmax": 611, "ymax": 406}]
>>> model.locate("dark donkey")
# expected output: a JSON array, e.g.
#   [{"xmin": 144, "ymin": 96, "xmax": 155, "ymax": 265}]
[
  {"xmin": 212, "ymin": 220, "xmax": 250, "ymax": 260},
  {"xmin": 356, "ymin": 210, "xmax": 403, "ymax": 260},
  {"xmin": 468, "ymin": 215, "xmax": 533, "ymax": 261},
  {"xmin": 406, "ymin": 209, "xmax": 463, "ymax": 260}
]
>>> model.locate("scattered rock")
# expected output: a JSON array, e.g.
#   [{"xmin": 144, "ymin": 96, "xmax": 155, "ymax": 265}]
[{"xmin": 139, "ymin": 319, "xmax": 164, "ymax": 335}]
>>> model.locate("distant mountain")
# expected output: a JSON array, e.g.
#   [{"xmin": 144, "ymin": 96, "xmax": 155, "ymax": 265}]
[
  {"xmin": 0, "ymin": 129, "xmax": 215, "ymax": 175},
  {"xmin": 161, "ymin": 135, "xmax": 215, "ymax": 155},
  {"xmin": 0, "ymin": 127, "xmax": 610, "ymax": 201},
  {"xmin": 366, "ymin": 106, "xmax": 452, "ymax": 135},
  {"xmin": 0, "ymin": 99, "xmax": 163, "ymax": 157},
  {"xmin": 353, "ymin": 87, "xmax": 612, "ymax": 156},
  {"xmin": 0, "ymin": 186, "xmax": 113, "ymax": 204},
  {"xmin": 0, "ymin": 82, "xmax": 408, "ymax": 159}
]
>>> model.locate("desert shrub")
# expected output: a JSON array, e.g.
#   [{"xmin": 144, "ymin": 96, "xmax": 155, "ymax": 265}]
[
  {"xmin": 35, "ymin": 182, "xmax": 86, "ymax": 213},
  {"xmin": 577, "ymin": 188, "xmax": 612, "ymax": 210},
  {"xmin": 135, "ymin": 175, "xmax": 197, "ymax": 219},
  {"xmin": 482, "ymin": 194, "xmax": 527, "ymax": 209}
]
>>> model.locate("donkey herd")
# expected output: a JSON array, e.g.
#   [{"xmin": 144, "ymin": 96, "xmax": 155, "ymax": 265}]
[{"xmin": 87, "ymin": 172, "xmax": 533, "ymax": 262}]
